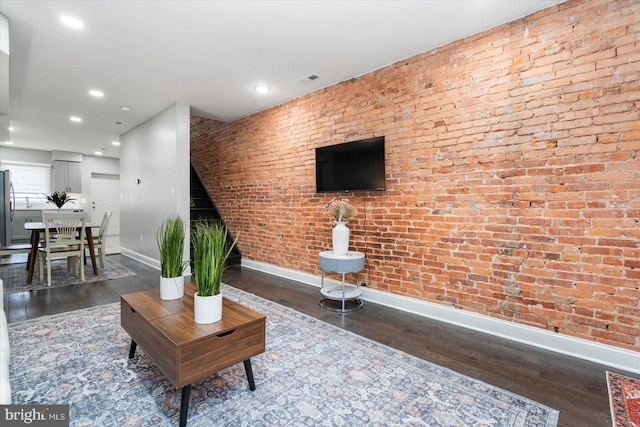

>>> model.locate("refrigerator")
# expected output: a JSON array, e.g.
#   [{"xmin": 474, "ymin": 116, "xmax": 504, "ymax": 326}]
[{"xmin": 0, "ymin": 170, "xmax": 14, "ymax": 246}]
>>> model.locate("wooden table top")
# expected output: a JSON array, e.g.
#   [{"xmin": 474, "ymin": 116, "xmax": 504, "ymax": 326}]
[
  {"xmin": 120, "ymin": 283, "xmax": 266, "ymax": 347},
  {"xmin": 121, "ymin": 283, "xmax": 266, "ymax": 388}
]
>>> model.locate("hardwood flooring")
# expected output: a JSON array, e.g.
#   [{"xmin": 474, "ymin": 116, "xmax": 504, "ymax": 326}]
[{"xmin": 3, "ymin": 254, "xmax": 632, "ymax": 427}]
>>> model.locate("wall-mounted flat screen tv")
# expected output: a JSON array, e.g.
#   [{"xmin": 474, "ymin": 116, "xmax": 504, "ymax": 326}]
[{"xmin": 315, "ymin": 136, "xmax": 386, "ymax": 193}]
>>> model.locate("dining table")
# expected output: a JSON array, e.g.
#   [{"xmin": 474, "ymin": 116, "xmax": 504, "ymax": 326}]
[{"xmin": 24, "ymin": 222, "xmax": 101, "ymax": 284}]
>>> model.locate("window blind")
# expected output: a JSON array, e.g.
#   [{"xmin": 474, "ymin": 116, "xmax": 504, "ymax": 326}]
[{"xmin": 1, "ymin": 162, "xmax": 52, "ymax": 204}]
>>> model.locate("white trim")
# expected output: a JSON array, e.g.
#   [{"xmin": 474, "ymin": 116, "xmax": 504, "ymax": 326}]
[
  {"xmin": 0, "ymin": 160, "xmax": 51, "ymax": 168},
  {"xmin": 242, "ymin": 258, "xmax": 321, "ymax": 287},
  {"xmin": 122, "ymin": 247, "xmax": 192, "ymax": 277},
  {"xmin": 241, "ymin": 258, "xmax": 640, "ymax": 375},
  {"xmin": 121, "ymin": 248, "xmax": 160, "ymax": 271}
]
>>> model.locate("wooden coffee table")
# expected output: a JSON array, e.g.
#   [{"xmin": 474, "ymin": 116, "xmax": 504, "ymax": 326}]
[{"xmin": 120, "ymin": 283, "xmax": 266, "ymax": 427}]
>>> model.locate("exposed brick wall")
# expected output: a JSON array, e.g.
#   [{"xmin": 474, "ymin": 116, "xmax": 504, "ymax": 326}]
[{"xmin": 191, "ymin": 0, "xmax": 640, "ymax": 352}]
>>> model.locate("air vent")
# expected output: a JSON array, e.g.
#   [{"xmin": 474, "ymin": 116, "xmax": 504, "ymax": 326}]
[{"xmin": 299, "ymin": 74, "xmax": 321, "ymax": 82}]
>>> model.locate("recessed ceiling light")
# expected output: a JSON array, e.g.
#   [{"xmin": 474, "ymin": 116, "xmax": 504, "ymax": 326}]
[
  {"xmin": 89, "ymin": 90, "xmax": 104, "ymax": 98},
  {"xmin": 120, "ymin": 105, "xmax": 132, "ymax": 111},
  {"xmin": 60, "ymin": 15, "xmax": 84, "ymax": 29},
  {"xmin": 255, "ymin": 85, "xmax": 270, "ymax": 94},
  {"xmin": 7, "ymin": 127, "xmax": 14, "ymax": 132},
  {"xmin": 112, "ymin": 141, "xmax": 120, "ymax": 146},
  {"xmin": 95, "ymin": 151, "xmax": 103, "ymax": 156},
  {"xmin": 69, "ymin": 116, "xmax": 82, "ymax": 123},
  {"xmin": 3, "ymin": 141, "xmax": 13, "ymax": 145}
]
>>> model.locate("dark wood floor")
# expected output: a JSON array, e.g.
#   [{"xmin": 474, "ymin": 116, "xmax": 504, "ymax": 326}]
[{"xmin": 3, "ymin": 254, "xmax": 633, "ymax": 427}]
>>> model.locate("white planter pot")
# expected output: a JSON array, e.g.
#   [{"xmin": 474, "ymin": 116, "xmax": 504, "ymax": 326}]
[
  {"xmin": 332, "ymin": 221, "xmax": 350, "ymax": 255},
  {"xmin": 160, "ymin": 275, "xmax": 184, "ymax": 300},
  {"xmin": 194, "ymin": 292, "xmax": 223, "ymax": 324}
]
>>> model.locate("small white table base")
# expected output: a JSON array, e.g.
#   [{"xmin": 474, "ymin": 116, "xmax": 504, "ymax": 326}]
[{"xmin": 318, "ymin": 251, "xmax": 365, "ymax": 312}]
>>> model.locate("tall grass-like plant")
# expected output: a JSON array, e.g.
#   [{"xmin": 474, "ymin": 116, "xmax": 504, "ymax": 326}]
[
  {"xmin": 192, "ymin": 221, "xmax": 238, "ymax": 297},
  {"xmin": 156, "ymin": 215, "xmax": 189, "ymax": 278}
]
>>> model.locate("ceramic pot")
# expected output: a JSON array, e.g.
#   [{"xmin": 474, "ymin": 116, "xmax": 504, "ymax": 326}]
[
  {"xmin": 160, "ymin": 275, "xmax": 184, "ymax": 300},
  {"xmin": 194, "ymin": 292, "xmax": 222, "ymax": 324},
  {"xmin": 332, "ymin": 221, "xmax": 349, "ymax": 255}
]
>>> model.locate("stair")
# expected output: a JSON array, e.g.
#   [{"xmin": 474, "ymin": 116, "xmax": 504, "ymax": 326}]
[{"xmin": 190, "ymin": 165, "xmax": 241, "ymax": 266}]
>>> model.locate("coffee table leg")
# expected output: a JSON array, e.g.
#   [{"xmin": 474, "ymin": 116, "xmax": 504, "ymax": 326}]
[
  {"xmin": 243, "ymin": 359, "xmax": 256, "ymax": 391},
  {"xmin": 179, "ymin": 385, "xmax": 191, "ymax": 427},
  {"xmin": 128, "ymin": 340, "xmax": 137, "ymax": 359}
]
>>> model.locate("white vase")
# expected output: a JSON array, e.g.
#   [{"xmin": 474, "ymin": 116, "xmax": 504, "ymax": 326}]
[
  {"xmin": 160, "ymin": 275, "xmax": 184, "ymax": 300},
  {"xmin": 194, "ymin": 292, "xmax": 223, "ymax": 324},
  {"xmin": 332, "ymin": 221, "xmax": 350, "ymax": 255}
]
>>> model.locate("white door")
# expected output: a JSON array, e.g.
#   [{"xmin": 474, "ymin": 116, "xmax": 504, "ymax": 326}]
[{"xmin": 90, "ymin": 174, "xmax": 120, "ymax": 236}]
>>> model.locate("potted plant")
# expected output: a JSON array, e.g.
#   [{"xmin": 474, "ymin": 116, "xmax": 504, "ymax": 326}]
[
  {"xmin": 45, "ymin": 191, "xmax": 76, "ymax": 211},
  {"xmin": 156, "ymin": 215, "xmax": 189, "ymax": 300},
  {"xmin": 191, "ymin": 221, "xmax": 238, "ymax": 324}
]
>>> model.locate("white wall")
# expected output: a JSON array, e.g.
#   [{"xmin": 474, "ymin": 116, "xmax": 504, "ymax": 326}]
[
  {"xmin": 81, "ymin": 155, "xmax": 119, "ymax": 223},
  {"xmin": 0, "ymin": 14, "xmax": 9, "ymax": 142},
  {"xmin": 0, "ymin": 146, "xmax": 51, "ymax": 164},
  {"xmin": 119, "ymin": 102, "xmax": 190, "ymax": 270}
]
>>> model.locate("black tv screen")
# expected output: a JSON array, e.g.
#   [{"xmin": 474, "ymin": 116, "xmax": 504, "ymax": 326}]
[{"xmin": 315, "ymin": 136, "xmax": 386, "ymax": 193}]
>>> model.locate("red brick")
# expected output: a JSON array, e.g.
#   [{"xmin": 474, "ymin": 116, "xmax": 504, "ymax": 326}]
[{"xmin": 191, "ymin": 0, "xmax": 640, "ymax": 352}]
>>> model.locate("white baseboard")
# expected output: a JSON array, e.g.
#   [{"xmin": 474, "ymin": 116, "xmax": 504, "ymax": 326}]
[
  {"xmin": 121, "ymin": 249, "xmax": 191, "ymax": 276},
  {"xmin": 242, "ymin": 258, "xmax": 640, "ymax": 375},
  {"xmin": 121, "ymin": 248, "xmax": 160, "ymax": 271}
]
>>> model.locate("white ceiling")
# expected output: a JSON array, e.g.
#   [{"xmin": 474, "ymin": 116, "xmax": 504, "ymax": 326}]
[{"xmin": 0, "ymin": 0, "xmax": 564, "ymax": 159}]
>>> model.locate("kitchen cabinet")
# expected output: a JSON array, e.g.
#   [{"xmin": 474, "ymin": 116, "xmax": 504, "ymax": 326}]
[
  {"xmin": 53, "ymin": 160, "xmax": 82, "ymax": 192},
  {"xmin": 12, "ymin": 210, "xmax": 42, "ymax": 243}
]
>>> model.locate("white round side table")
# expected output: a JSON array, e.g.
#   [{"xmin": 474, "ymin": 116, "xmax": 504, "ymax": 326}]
[{"xmin": 318, "ymin": 250, "xmax": 365, "ymax": 312}]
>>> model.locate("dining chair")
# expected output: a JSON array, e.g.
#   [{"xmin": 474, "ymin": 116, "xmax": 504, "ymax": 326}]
[
  {"xmin": 37, "ymin": 211, "xmax": 88, "ymax": 287},
  {"xmin": 87, "ymin": 211, "xmax": 112, "ymax": 268}
]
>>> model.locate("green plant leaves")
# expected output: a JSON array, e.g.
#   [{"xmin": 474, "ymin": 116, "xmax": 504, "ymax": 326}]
[
  {"xmin": 156, "ymin": 215, "xmax": 189, "ymax": 278},
  {"xmin": 45, "ymin": 191, "xmax": 76, "ymax": 208},
  {"xmin": 191, "ymin": 221, "xmax": 238, "ymax": 297}
]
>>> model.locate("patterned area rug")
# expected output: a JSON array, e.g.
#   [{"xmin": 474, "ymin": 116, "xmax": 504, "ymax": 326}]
[
  {"xmin": 8, "ymin": 286, "xmax": 559, "ymax": 426},
  {"xmin": 0, "ymin": 258, "xmax": 136, "ymax": 294},
  {"xmin": 607, "ymin": 371, "xmax": 640, "ymax": 427}
]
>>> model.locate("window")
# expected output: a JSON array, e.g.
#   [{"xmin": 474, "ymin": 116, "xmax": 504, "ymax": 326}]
[{"xmin": 1, "ymin": 162, "xmax": 52, "ymax": 204}]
